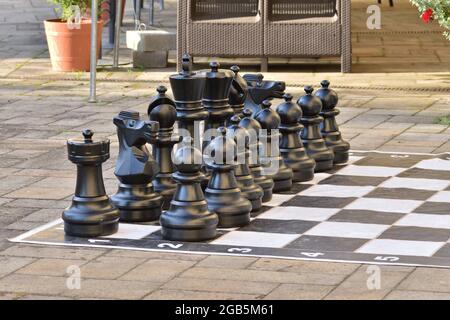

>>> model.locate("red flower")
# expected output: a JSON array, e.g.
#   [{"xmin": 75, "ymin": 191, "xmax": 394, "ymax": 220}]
[{"xmin": 421, "ymin": 8, "xmax": 433, "ymax": 23}]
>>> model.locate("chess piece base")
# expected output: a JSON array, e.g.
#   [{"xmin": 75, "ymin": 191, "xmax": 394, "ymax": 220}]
[
  {"xmin": 111, "ymin": 183, "xmax": 162, "ymax": 222},
  {"xmin": 62, "ymin": 195, "xmax": 119, "ymax": 237},
  {"xmin": 236, "ymin": 174, "xmax": 264, "ymax": 212},
  {"xmin": 304, "ymin": 139, "xmax": 334, "ymax": 172},
  {"xmin": 160, "ymin": 199, "xmax": 218, "ymax": 241},
  {"xmin": 314, "ymin": 159, "xmax": 334, "ymax": 172},
  {"xmin": 263, "ymin": 157, "xmax": 293, "ymax": 193},
  {"xmin": 251, "ymin": 166, "xmax": 274, "ymax": 203},
  {"xmin": 205, "ymin": 188, "xmax": 252, "ymax": 228}
]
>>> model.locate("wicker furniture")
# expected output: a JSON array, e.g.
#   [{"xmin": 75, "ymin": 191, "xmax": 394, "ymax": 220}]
[{"xmin": 177, "ymin": 0, "xmax": 352, "ymax": 72}]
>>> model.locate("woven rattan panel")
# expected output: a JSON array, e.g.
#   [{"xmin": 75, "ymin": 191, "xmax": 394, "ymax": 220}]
[
  {"xmin": 264, "ymin": 23, "xmax": 341, "ymax": 56},
  {"xmin": 269, "ymin": 0, "xmax": 337, "ymax": 21},
  {"xmin": 187, "ymin": 22, "xmax": 264, "ymax": 56},
  {"xmin": 192, "ymin": 0, "xmax": 260, "ymax": 20}
]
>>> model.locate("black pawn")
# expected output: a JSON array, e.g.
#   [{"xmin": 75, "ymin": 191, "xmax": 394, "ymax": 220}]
[
  {"xmin": 170, "ymin": 54, "xmax": 208, "ymax": 150},
  {"xmin": 239, "ymin": 108, "xmax": 274, "ymax": 203},
  {"xmin": 229, "ymin": 65, "xmax": 248, "ymax": 117},
  {"xmin": 277, "ymin": 93, "xmax": 316, "ymax": 182},
  {"xmin": 63, "ymin": 129, "xmax": 119, "ymax": 237},
  {"xmin": 205, "ymin": 127, "xmax": 252, "ymax": 228},
  {"xmin": 255, "ymin": 100, "xmax": 293, "ymax": 192},
  {"xmin": 111, "ymin": 111, "xmax": 162, "ymax": 222},
  {"xmin": 160, "ymin": 139, "xmax": 218, "ymax": 241},
  {"xmin": 315, "ymin": 80, "xmax": 350, "ymax": 164},
  {"xmin": 298, "ymin": 86, "xmax": 334, "ymax": 172},
  {"xmin": 227, "ymin": 115, "xmax": 264, "ymax": 212},
  {"xmin": 148, "ymin": 86, "xmax": 182, "ymax": 210},
  {"xmin": 202, "ymin": 61, "xmax": 235, "ymax": 150}
]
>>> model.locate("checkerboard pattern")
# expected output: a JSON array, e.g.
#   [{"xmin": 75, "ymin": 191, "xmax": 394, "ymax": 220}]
[{"xmin": 12, "ymin": 151, "xmax": 450, "ymax": 268}]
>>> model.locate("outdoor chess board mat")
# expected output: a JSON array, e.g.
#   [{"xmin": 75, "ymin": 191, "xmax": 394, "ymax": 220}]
[{"xmin": 11, "ymin": 151, "xmax": 450, "ymax": 268}]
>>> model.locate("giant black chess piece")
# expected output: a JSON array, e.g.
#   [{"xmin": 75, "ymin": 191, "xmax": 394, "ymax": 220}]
[
  {"xmin": 277, "ymin": 93, "xmax": 316, "ymax": 182},
  {"xmin": 148, "ymin": 86, "xmax": 182, "ymax": 210},
  {"xmin": 255, "ymin": 100, "xmax": 293, "ymax": 192},
  {"xmin": 227, "ymin": 115, "xmax": 264, "ymax": 212},
  {"xmin": 315, "ymin": 80, "xmax": 350, "ymax": 164},
  {"xmin": 243, "ymin": 73, "xmax": 286, "ymax": 114},
  {"xmin": 160, "ymin": 138, "xmax": 218, "ymax": 241},
  {"xmin": 202, "ymin": 61, "xmax": 235, "ymax": 150},
  {"xmin": 205, "ymin": 127, "xmax": 252, "ymax": 228},
  {"xmin": 63, "ymin": 129, "xmax": 119, "ymax": 237},
  {"xmin": 228, "ymin": 65, "xmax": 248, "ymax": 117},
  {"xmin": 239, "ymin": 108, "xmax": 274, "ymax": 202},
  {"xmin": 170, "ymin": 54, "xmax": 208, "ymax": 149},
  {"xmin": 111, "ymin": 111, "xmax": 162, "ymax": 222},
  {"xmin": 298, "ymin": 86, "xmax": 334, "ymax": 172}
]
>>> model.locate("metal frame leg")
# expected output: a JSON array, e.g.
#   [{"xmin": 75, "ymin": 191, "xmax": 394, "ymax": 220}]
[
  {"xmin": 149, "ymin": 0, "xmax": 155, "ymax": 26},
  {"xmin": 113, "ymin": 0, "xmax": 122, "ymax": 68},
  {"xmin": 89, "ymin": 0, "xmax": 99, "ymax": 103}
]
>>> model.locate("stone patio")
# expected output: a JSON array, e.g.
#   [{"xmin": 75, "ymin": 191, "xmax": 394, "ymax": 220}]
[{"xmin": 0, "ymin": 0, "xmax": 449, "ymax": 300}]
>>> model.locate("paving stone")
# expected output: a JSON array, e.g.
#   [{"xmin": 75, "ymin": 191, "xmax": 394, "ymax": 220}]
[
  {"xmin": 19, "ymin": 294, "xmax": 73, "ymax": 300},
  {"xmin": 144, "ymin": 289, "xmax": 258, "ymax": 300},
  {"xmin": 104, "ymin": 249, "xmax": 208, "ymax": 261},
  {"xmin": 62, "ymin": 279, "xmax": 159, "ymax": 299},
  {"xmin": 385, "ymin": 290, "xmax": 450, "ymax": 300},
  {"xmin": 16, "ymin": 258, "xmax": 86, "ymax": 277},
  {"xmin": 324, "ymin": 265, "xmax": 412, "ymax": 300},
  {"xmin": 249, "ymin": 258, "xmax": 359, "ymax": 275},
  {"xmin": 163, "ymin": 277, "xmax": 277, "ymax": 295},
  {"xmin": 0, "ymin": 245, "xmax": 105, "ymax": 261},
  {"xmin": 179, "ymin": 267, "xmax": 346, "ymax": 286},
  {"xmin": 80, "ymin": 256, "xmax": 147, "ymax": 280},
  {"xmin": 0, "ymin": 274, "xmax": 66, "ymax": 295},
  {"xmin": 4, "ymin": 198, "xmax": 69, "ymax": 209},
  {"xmin": 21, "ymin": 208, "xmax": 61, "ymax": 222},
  {"xmin": 6, "ymin": 220, "xmax": 43, "ymax": 231},
  {"xmin": 407, "ymin": 123, "xmax": 449, "ymax": 134},
  {"xmin": 4, "ymin": 186, "xmax": 73, "ymax": 200},
  {"xmin": 264, "ymin": 283, "xmax": 334, "ymax": 300},
  {"xmin": 0, "ymin": 256, "xmax": 35, "ymax": 277},
  {"xmin": 196, "ymin": 256, "xmax": 257, "ymax": 269},
  {"xmin": 0, "ymin": 292, "xmax": 21, "ymax": 300},
  {"xmin": 397, "ymin": 268, "xmax": 450, "ymax": 293},
  {"xmin": 120, "ymin": 259, "xmax": 197, "ymax": 282}
]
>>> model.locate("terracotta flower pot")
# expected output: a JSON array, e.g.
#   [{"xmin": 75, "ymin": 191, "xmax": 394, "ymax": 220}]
[{"xmin": 44, "ymin": 19, "xmax": 103, "ymax": 72}]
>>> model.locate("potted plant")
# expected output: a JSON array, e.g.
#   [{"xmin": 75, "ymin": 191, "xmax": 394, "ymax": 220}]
[
  {"xmin": 410, "ymin": 0, "xmax": 450, "ymax": 39},
  {"xmin": 45, "ymin": 0, "xmax": 104, "ymax": 72}
]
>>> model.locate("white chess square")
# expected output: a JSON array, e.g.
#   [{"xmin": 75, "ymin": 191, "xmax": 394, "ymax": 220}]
[
  {"xmin": 347, "ymin": 155, "xmax": 365, "ymax": 164},
  {"xmin": 427, "ymin": 191, "xmax": 450, "ymax": 203},
  {"xmin": 258, "ymin": 206, "xmax": 339, "ymax": 222},
  {"xmin": 304, "ymin": 221, "xmax": 389, "ymax": 239},
  {"xmin": 380, "ymin": 177, "xmax": 449, "ymax": 191},
  {"xmin": 211, "ymin": 231, "xmax": 300, "ymax": 248},
  {"xmin": 336, "ymin": 165, "xmax": 406, "ymax": 177},
  {"xmin": 414, "ymin": 158, "xmax": 450, "ymax": 171},
  {"xmin": 264, "ymin": 194, "xmax": 296, "ymax": 207},
  {"xmin": 395, "ymin": 213, "xmax": 450, "ymax": 229},
  {"xmin": 345, "ymin": 198, "xmax": 423, "ymax": 213},
  {"xmin": 356, "ymin": 239, "xmax": 445, "ymax": 257},
  {"xmin": 299, "ymin": 184, "xmax": 375, "ymax": 198},
  {"xmin": 104, "ymin": 223, "xmax": 161, "ymax": 240}
]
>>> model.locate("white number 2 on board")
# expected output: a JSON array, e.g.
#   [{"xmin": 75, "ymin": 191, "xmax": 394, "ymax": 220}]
[{"xmin": 157, "ymin": 243, "xmax": 183, "ymax": 249}]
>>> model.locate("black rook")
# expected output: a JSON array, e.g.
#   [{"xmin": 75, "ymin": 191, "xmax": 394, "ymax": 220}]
[{"xmin": 62, "ymin": 129, "xmax": 119, "ymax": 237}]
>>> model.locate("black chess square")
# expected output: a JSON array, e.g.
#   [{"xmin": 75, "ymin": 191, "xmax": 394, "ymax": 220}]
[
  {"xmin": 379, "ymin": 226, "xmax": 450, "ymax": 242},
  {"xmin": 432, "ymin": 243, "xmax": 450, "ymax": 258},
  {"xmin": 286, "ymin": 235, "xmax": 369, "ymax": 252},
  {"xmin": 281, "ymin": 195, "xmax": 357, "ymax": 208},
  {"xmin": 365, "ymin": 187, "xmax": 436, "ymax": 201},
  {"xmin": 239, "ymin": 219, "xmax": 318, "ymax": 234},
  {"xmin": 275, "ymin": 183, "xmax": 312, "ymax": 195},
  {"xmin": 318, "ymin": 174, "xmax": 388, "ymax": 186},
  {"xmin": 413, "ymin": 202, "xmax": 450, "ymax": 215},
  {"xmin": 328, "ymin": 209, "xmax": 405, "ymax": 225},
  {"xmin": 398, "ymin": 168, "xmax": 450, "ymax": 181},
  {"xmin": 354, "ymin": 154, "xmax": 430, "ymax": 168}
]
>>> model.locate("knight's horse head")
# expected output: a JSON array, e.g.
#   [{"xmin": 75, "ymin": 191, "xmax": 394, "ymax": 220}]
[
  {"xmin": 242, "ymin": 73, "xmax": 286, "ymax": 114},
  {"xmin": 113, "ymin": 111, "xmax": 159, "ymax": 150}
]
